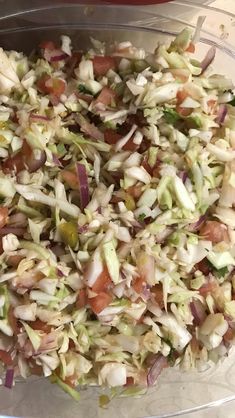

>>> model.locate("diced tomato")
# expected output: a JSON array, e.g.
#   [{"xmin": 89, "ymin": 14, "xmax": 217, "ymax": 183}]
[
  {"xmin": 104, "ymin": 129, "xmax": 121, "ymax": 145},
  {"xmin": 94, "ymin": 86, "xmax": 116, "ymax": 107},
  {"xmin": 151, "ymin": 283, "xmax": 164, "ymax": 309},
  {"xmin": 127, "ymin": 110, "xmax": 147, "ymax": 128},
  {"xmin": 64, "ymin": 374, "xmax": 77, "ymax": 388},
  {"xmin": 37, "ymin": 74, "xmax": 66, "ymax": 98},
  {"xmin": 76, "ymin": 288, "xmax": 88, "ymax": 309},
  {"xmin": 133, "ymin": 276, "xmax": 146, "ymax": 294},
  {"xmin": 93, "ymin": 56, "xmax": 116, "ymax": 76},
  {"xmin": 6, "ymin": 254, "xmax": 24, "ymax": 267},
  {"xmin": 3, "ymin": 152, "xmax": 25, "ymax": 174},
  {"xmin": 0, "ymin": 350, "xmax": 13, "ymax": 366},
  {"xmin": 30, "ymin": 320, "xmax": 52, "ymax": 334},
  {"xmin": 89, "ymin": 292, "xmax": 112, "ymax": 315},
  {"xmin": 2, "ymin": 140, "xmax": 32, "ymax": 174},
  {"xmin": 125, "ymin": 376, "xmax": 134, "ymax": 386},
  {"xmin": 195, "ymin": 258, "xmax": 212, "ymax": 276},
  {"xmin": 199, "ymin": 281, "xmax": 218, "ymax": 296},
  {"xmin": 176, "ymin": 105, "xmax": 192, "ymax": 117},
  {"xmin": 92, "ymin": 266, "xmax": 113, "ymax": 293},
  {"xmin": 61, "ymin": 170, "xmax": 79, "ymax": 190},
  {"xmin": 103, "ymin": 128, "xmax": 138, "ymax": 151},
  {"xmin": 127, "ymin": 185, "xmax": 143, "ymax": 199},
  {"xmin": 176, "ymin": 89, "xmax": 193, "ymax": 116},
  {"xmin": 123, "ymin": 139, "xmax": 139, "ymax": 152},
  {"xmin": 39, "ymin": 40, "xmax": 56, "ymax": 50},
  {"xmin": 223, "ymin": 328, "xmax": 234, "ymax": 342},
  {"xmin": 199, "ymin": 221, "xmax": 229, "ymax": 243},
  {"xmin": 0, "ymin": 207, "xmax": 8, "ymax": 229},
  {"xmin": 186, "ymin": 42, "xmax": 195, "ymax": 53},
  {"xmin": 177, "ymin": 89, "xmax": 188, "ymax": 104},
  {"xmin": 142, "ymin": 157, "xmax": 153, "ymax": 175}
]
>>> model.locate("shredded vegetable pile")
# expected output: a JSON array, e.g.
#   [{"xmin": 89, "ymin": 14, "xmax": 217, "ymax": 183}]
[{"xmin": 0, "ymin": 28, "xmax": 235, "ymax": 400}]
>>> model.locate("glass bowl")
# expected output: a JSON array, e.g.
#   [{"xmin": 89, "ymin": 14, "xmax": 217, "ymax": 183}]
[{"xmin": 0, "ymin": 2, "xmax": 235, "ymax": 417}]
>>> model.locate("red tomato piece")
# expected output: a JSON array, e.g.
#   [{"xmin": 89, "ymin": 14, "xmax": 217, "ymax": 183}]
[
  {"xmin": 176, "ymin": 89, "xmax": 188, "ymax": 104},
  {"xmin": 92, "ymin": 266, "xmax": 113, "ymax": 293},
  {"xmin": 104, "ymin": 129, "xmax": 121, "ymax": 145},
  {"xmin": 2, "ymin": 140, "xmax": 32, "ymax": 174},
  {"xmin": 176, "ymin": 105, "xmax": 192, "ymax": 117},
  {"xmin": 151, "ymin": 284, "xmax": 164, "ymax": 309},
  {"xmin": 186, "ymin": 42, "xmax": 195, "ymax": 53},
  {"xmin": 93, "ymin": 56, "xmax": 116, "ymax": 76},
  {"xmin": 133, "ymin": 276, "xmax": 146, "ymax": 294},
  {"xmin": 199, "ymin": 281, "xmax": 218, "ymax": 296},
  {"xmin": 39, "ymin": 40, "xmax": 56, "ymax": 50},
  {"xmin": 103, "ymin": 128, "xmax": 138, "ymax": 151},
  {"xmin": 30, "ymin": 320, "xmax": 52, "ymax": 334},
  {"xmin": 223, "ymin": 328, "xmax": 234, "ymax": 342},
  {"xmin": 199, "ymin": 221, "xmax": 229, "ymax": 243},
  {"xmin": 0, "ymin": 350, "xmax": 13, "ymax": 366},
  {"xmin": 126, "ymin": 185, "xmax": 143, "ymax": 199},
  {"xmin": 195, "ymin": 258, "xmax": 212, "ymax": 276},
  {"xmin": 89, "ymin": 292, "xmax": 112, "ymax": 314},
  {"xmin": 76, "ymin": 288, "xmax": 88, "ymax": 309},
  {"xmin": 37, "ymin": 75, "xmax": 66, "ymax": 97},
  {"xmin": 125, "ymin": 376, "xmax": 134, "ymax": 386},
  {"xmin": 95, "ymin": 86, "xmax": 116, "ymax": 107},
  {"xmin": 61, "ymin": 170, "xmax": 79, "ymax": 190}
]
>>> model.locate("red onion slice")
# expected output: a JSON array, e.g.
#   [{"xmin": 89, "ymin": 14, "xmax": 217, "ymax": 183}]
[
  {"xmin": 179, "ymin": 171, "xmax": 188, "ymax": 184},
  {"xmin": 44, "ymin": 48, "xmax": 68, "ymax": 63},
  {"xmin": 200, "ymin": 46, "xmax": 216, "ymax": 74},
  {"xmin": 30, "ymin": 114, "xmax": 51, "ymax": 122},
  {"xmin": 76, "ymin": 162, "xmax": 90, "ymax": 211},
  {"xmin": 215, "ymin": 104, "xmax": 227, "ymax": 124},
  {"xmin": 5, "ymin": 368, "xmax": 14, "ymax": 389},
  {"xmin": 147, "ymin": 354, "xmax": 168, "ymax": 386},
  {"xmin": 78, "ymin": 224, "xmax": 89, "ymax": 234},
  {"xmin": 52, "ymin": 154, "xmax": 63, "ymax": 167},
  {"xmin": 0, "ymin": 227, "xmax": 26, "ymax": 236},
  {"xmin": 188, "ymin": 215, "xmax": 206, "ymax": 232},
  {"xmin": 190, "ymin": 300, "xmax": 207, "ymax": 326}
]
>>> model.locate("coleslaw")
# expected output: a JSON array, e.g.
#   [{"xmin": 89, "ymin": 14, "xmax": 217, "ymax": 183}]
[{"xmin": 0, "ymin": 28, "xmax": 234, "ymax": 401}]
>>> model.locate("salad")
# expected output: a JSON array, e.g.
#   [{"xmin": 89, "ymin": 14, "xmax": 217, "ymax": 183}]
[{"xmin": 0, "ymin": 27, "xmax": 235, "ymax": 401}]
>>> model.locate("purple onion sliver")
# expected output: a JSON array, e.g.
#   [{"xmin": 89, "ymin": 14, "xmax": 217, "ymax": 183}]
[
  {"xmin": 50, "ymin": 53, "xmax": 68, "ymax": 62},
  {"xmin": 215, "ymin": 104, "xmax": 227, "ymax": 124},
  {"xmin": 0, "ymin": 227, "xmax": 26, "ymax": 236},
  {"xmin": 57, "ymin": 268, "xmax": 65, "ymax": 278},
  {"xmin": 147, "ymin": 354, "xmax": 168, "ymax": 386},
  {"xmin": 188, "ymin": 215, "xmax": 206, "ymax": 232},
  {"xmin": 76, "ymin": 162, "xmax": 90, "ymax": 211},
  {"xmin": 30, "ymin": 114, "xmax": 51, "ymax": 122},
  {"xmin": 190, "ymin": 300, "xmax": 206, "ymax": 326},
  {"xmin": 200, "ymin": 46, "xmax": 216, "ymax": 74},
  {"xmin": 52, "ymin": 154, "xmax": 63, "ymax": 167},
  {"xmin": 179, "ymin": 171, "xmax": 188, "ymax": 184},
  {"xmin": 78, "ymin": 224, "xmax": 89, "ymax": 234},
  {"xmin": 5, "ymin": 368, "xmax": 14, "ymax": 389}
]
